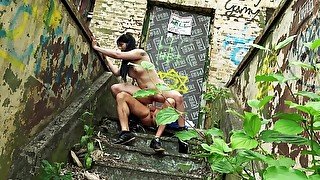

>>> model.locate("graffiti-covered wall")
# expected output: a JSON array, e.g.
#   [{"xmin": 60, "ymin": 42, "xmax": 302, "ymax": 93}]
[
  {"xmin": 91, "ymin": 0, "xmax": 281, "ymax": 87},
  {"xmin": 228, "ymin": 0, "xmax": 320, "ymax": 167},
  {"xmin": 0, "ymin": 0, "xmax": 104, "ymax": 177}
]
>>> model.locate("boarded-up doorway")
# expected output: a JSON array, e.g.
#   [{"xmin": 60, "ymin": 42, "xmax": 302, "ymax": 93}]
[{"xmin": 143, "ymin": 5, "xmax": 212, "ymax": 126}]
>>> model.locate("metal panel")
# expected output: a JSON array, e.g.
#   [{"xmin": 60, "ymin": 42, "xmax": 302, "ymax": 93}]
[{"xmin": 146, "ymin": 6, "xmax": 211, "ymax": 125}]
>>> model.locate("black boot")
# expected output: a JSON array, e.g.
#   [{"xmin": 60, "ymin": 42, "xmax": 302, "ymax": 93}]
[
  {"xmin": 178, "ymin": 139, "xmax": 188, "ymax": 154},
  {"xmin": 177, "ymin": 126, "xmax": 188, "ymax": 153},
  {"xmin": 150, "ymin": 137, "xmax": 165, "ymax": 153},
  {"xmin": 114, "ymin": 131, "xmax": 135, "ymax": 145}
]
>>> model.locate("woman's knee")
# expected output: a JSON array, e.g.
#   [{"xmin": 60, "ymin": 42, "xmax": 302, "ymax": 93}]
[
  {"xmin": 173, "ymin": 92, "xmax": 183, "ymax": 104},
  {"xmin": 166, "ymin": 98, "xmax": 176, "ymax": 106},
  {"xmin": 111, "ymin": 84, "xmax": 122, "ymax": 96},
  {"xmin": 116, "ymin": 91, "xmax": 130, "ymax": 101}
]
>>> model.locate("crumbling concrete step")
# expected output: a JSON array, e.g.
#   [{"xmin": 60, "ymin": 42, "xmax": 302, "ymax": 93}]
[
  {"xmin": 98, "ymin": 118, "xmax": 200, "ymax": 154},
  {"xmin": 97, "ymin": 136, "xmax": 207, "ymax": 174},
  {"xmin": 92, "ymin": 159, "xmax": 206, "ymax": 180},
  {"xmin": 98, "ymin": 131, "xmax": 199, "ymax": 155}
]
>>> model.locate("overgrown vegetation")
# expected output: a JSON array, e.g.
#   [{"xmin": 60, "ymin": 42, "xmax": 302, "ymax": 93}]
[
  {"xmin": 201, "ymin": 84, "xmax": 231, "ymax": 127},
  {"xmin": 40, "ymin": 160, "xmax": 71, "ymax": 180},
  {"xmin": 39, "ymin": 111, "xmax": 96, "ymax": 179},
  {"xmin": 133, "ymin": 36, "xmax": 320, "ymax": 179},
  {"xmin": 79, "ymin": 112, "xmax": 95, "ymax": 169}
]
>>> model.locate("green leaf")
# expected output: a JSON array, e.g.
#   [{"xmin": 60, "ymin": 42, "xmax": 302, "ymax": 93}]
[
  {"xmin": 304, "ymin": 38, "xmax": 320, "ymax": 51},
  {"xmin": 273, "ymin": 119, "xmax": 304, "ymax": 135},
  {"xmin": 156, "ymin": 107, "xmax": 180, "ymax": 125},
  {"xmin": 237, "ymin": 149, "xmax": 267, "ymax": 161},
  {"xmin": 84, "ymin": 125, "xmax": 94, "ymax": 136},
  {"xmin": 256, "ymin": 74, "xmax": 279, "ymax": 82},
  {"xmin": 210, "ymin": 157, "xmax": 238, "ymax": 173},
  {"xmin": 314, "ymin": 121, "xmax": 320, "ymax": 127},
  {"xmin": 81, "ymin": 135, "xmax": 89, "ymax": 146},
  {"xmin": 141, "ymin": 61, "xmax": 155, "ymax": 70},
  {"xmin": 255, "ymin": 73, "xmax": 285, "ymax": 83},
  {"xmin": 305, "ymin": 101, "xmax": 320, "ymax": 116},
  {"xmin": 258, "ymin": 95, "xmax": 274, "ymax": 109},
  {"xmin": 81, "ymin": 112, "xmax": 93, "ymax": 121},
  {"xmin": 85, "ymin": 156, "xmax": 93, "ymax": 169},
  {"xmin": 265, "ymin": 156, "xmax": 295, "ymax": 167},
  {"xmin": 201, "ymin": 143, "xmax": 212, "ymax": 152},
  {"xmin": 275, "ymin": 35, "xmax": 297, "ymax": 50},
  {"xmin": 155, "ymin": 83, "xmax": 172, "ymax": 91},
  {"xmin": 226, "ymin": 109, "xmax": 244, "ymax": 119},
  {"xmin": 263, "ymin": 166, "xmax": 307, "ymax": 180},
  {"xmin": 285, "ymin": 101, "xmax": 320, "ymax": 116},
  {"xmin": 231, "ymin": 131, "xmax": 258, "ymax": 150},
  {"xmin": 309, "ymin": 174, "xmax": 320, "ymax": 180},
  {"xmin": 201, "ymin": 143, "xmax": 226, "ymax": 156},
  {"xmin": 250, "ymin": 43, "xmax": 271, "ymax": 51},
  {"xmin": 175, "ymin": 129, "xmax": 198, "ymax": 141},
  {"xmin": 290, "ymin": 61, "xmax": 315, "ymax": 70},
  {"xmin": 243, "ymin": 112, "xmax": 261, "ymax": 138},
  {"xmin": 133, "ymin": 89, "xmax": 158, "ymax": 98},
  {"xmin": 295, "ymin": 91, "xmax": 320, "ymax": 100},
  {"xmin": 204, "ymin": 128, "xmax": 224, "ymax": 138},
  {"xmin": 214, "ymin": 138, "xmax": 232, "ymax": 153},
  {"xmin": 273, "ymin": 113, "xmax": 305, "ymax": 122},
  {"xmin": 247, "ymin": 99, "xmax": 260, "ymax": 109},
  {"xmin": 87, "ymin": 142, "xmax": 94, "ymax": 153},
  {"xmin": 260, "ymin": 130, "xmax": 309, "ymax": 145}
]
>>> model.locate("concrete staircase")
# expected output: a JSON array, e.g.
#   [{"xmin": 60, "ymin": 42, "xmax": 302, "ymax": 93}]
[
  {"xmin": 9, "ymin": 73, "xmax": 212, "ymax": 179},
  {"xmin": 86, "ymin": 118, "xmax": 211, "ymax": 180}
]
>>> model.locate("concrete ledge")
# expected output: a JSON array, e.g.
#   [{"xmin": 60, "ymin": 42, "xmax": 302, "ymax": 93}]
[{"xmin": 9, "ymin": 72, "xmax": 118, "ymax": 179}]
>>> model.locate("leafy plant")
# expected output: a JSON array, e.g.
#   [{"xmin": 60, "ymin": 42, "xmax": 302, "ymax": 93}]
[
  {"xmin": 130, "ymin": 35, "xmax": 320, "ymax": 179},
  {"xmin": 203, "ymin": 84, "xmax": 231, "ymax": 101},
  {"xmin": 40, "ymin": 160, "xmax": 72, "ymax": 180},
  {"xmin": 79, "ymin": 112, "xmax": 95, "ymax": 169},
  {"xmin": 174, "ymin": 37, "xmax": 320, "ymax": 179}
]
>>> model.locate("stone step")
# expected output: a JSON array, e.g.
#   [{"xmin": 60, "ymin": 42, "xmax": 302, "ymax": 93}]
[
  {"xmin": 92, "ymin": 159, "xmax": 207, "ymax": 180},
  {"xmin": 96, "ymin": 135, "xmax": 207, "ymax": 174},
  {"xmin": 98, "ymin": 118, "xmax": 201, "ymax": 154}
]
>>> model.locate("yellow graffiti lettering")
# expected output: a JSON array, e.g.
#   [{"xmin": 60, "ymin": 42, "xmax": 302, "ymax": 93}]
[
  {"xmin": 7, "ymin": 13, "xmax": 30, "ymax": 40},
  {"xmin": 49, "ymin": 6, "xmax": 62, "ymax": 29},
  {"xmin": 0, "ymin": 50, "xmax": 25, "ymax": 71}
]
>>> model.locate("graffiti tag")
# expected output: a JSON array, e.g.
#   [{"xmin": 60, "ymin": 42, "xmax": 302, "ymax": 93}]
[{"xmin": 224, "ymin": 0, "xmax": 261, "ymax": 21}]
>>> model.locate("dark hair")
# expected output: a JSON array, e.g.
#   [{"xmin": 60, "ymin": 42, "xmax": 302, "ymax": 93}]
[{"xmin": 117, "ymin": 33, "xmax": 137, "ymax": 82}]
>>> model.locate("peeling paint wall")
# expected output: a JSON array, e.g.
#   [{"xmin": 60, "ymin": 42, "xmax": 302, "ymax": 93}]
[
  {"xmin": 0, "ymin": 0, "xmax": 104, "ymax": 177},
  {"xmin": 228, "ymin": 0, "xmax": 320, "ymax": 168},
  {"xmin": 90, "ymin": 0, "xmax": 281, "ymax": 87}
]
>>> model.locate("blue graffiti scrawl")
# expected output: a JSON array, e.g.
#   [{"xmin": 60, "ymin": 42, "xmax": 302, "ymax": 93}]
[{"xmin": 223, "ymin": 35, "xmax": 255, "ymax": 65}]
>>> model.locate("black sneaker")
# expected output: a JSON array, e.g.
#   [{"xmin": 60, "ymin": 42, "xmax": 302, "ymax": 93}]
[
  {"xmin": 114, "ymin": 131, "xmax": 135, "ymax": 145},
  {"xmin": 150, "ymin": 138, "xmax": 165, "ymax": 153},
  {"xmin": 178, "ymin": 139, "xmax": 188, "ymax": 154}
]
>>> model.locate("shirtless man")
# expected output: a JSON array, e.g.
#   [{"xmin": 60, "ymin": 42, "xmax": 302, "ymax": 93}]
[
  {"xmin": 91, "ymin": 33, "xmax": 185, "ymax": 129},
  {"xmin": 114, "ymin": 91, "xmax": 175, "ymax": 153}
]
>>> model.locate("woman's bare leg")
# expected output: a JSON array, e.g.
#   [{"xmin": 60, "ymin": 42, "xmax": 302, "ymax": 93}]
[{"xmin": 111, "ymin": 83, "xmax": 141, "ymax": 97}]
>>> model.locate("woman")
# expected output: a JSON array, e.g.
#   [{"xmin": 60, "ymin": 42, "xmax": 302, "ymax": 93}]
[{"xmin": 91, "ymin": 33, "xmax": 185, "ymax": 128}]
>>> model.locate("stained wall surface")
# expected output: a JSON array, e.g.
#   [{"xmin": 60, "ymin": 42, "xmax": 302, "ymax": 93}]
[
  {"xmin": 0, "ymin": 0, "xmax": 105, "ymax": 177},
  {"xmin": 228, "ymin": 0, "xmax": 319, "ymax": 167}
]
